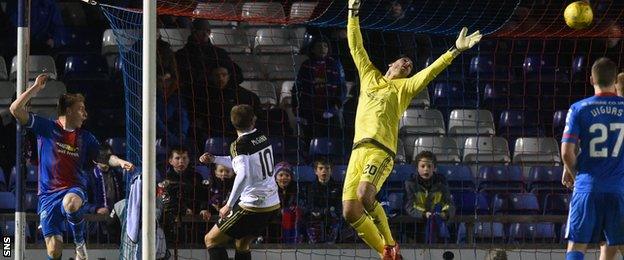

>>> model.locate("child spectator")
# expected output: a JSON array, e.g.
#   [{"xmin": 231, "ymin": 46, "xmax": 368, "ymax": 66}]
[
  {"xmin": 305, "ymin": 157, "xmax": 342, "ymax": 243},
  {"xmin": 404, "ymin": 151, "xmax": 454, "ymax": 243},
  {"xmin": 274, "ymin": 161, "xmax": 304, "ymax": 243},
  {"xmin": 208, "ymin": 163, "xmax": 235, "ymax": 214},
  {"xmin": 86, "ymin": 143, "xmax": 134, "ymax": 215}
]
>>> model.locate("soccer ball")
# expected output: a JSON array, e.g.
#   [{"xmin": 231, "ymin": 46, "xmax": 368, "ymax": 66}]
[{"xmin": 564, "ymin": 1, "xmax": 593, "ymax": 30}]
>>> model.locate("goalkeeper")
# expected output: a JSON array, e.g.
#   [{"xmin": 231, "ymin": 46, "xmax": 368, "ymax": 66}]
[{"xmin": 342, "ymin": 0, "xmax": 482, "ymax": 259}]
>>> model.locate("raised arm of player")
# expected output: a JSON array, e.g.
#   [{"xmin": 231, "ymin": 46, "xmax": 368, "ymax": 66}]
[
  {"xmin": 221, "ymin": 154, "xmax": 250, "ymax": 218},
  {"xmin": 199, "ymin": 152, "xmax": 233, "ymax": 169},
  {"xmin": 108, "ymin": 155, "xmax": 135, "ymax": 172},
  {"xmin": 347, "ymin": 0, "xmax": 381, "ymax": 88},
  {"xmin": 402, "ymin": 27, "xmax": 482, "ymax": 96},
  {"xmin": 9, "ymin": 74, "xmax": 49, "ymax": 125}
]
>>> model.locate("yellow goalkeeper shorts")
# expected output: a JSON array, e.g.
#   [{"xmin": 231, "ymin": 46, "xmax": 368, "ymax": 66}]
[{"xmin": 342, "ymin": 143, "xmax": 394, "ymax": 201}]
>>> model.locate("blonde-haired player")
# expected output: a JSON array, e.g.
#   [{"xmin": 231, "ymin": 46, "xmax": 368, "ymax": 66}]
[{"xmin": 343, "ymin": 0, "xmax": 482, "ymax": 259}]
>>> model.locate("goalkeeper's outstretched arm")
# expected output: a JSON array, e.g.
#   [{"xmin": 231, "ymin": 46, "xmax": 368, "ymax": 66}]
[
  {"xmin": 347, "ymin": 0, "xmax": 381, "ymax": 87},
  {"xmin": 403, "ymin": 27, "xmax": 483, "ymax": 96}
]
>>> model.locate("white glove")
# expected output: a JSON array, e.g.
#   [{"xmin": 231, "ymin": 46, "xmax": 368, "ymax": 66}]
[
  {"xmin": 348, "ymin": 0, "xmax": 360, "ymax": 17},
  {"xmin": 455, "ymin": 27, "xmax": 482, "ymax": 52}
]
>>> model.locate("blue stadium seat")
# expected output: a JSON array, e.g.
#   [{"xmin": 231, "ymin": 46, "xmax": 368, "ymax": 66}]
[
  {"xmin": 333, "ymin": 165, "xmax": 347, "ymax": 182},
  {"xmin": 0, "ymin": 168, "xmax": 5, "ymax": 191},
  {"xmin": 24, "ymin": 191, "xmax": 37, "ymax": 213},
  {"xmin": 204, "ymin": 137, "xmax": 233, "ymax": 156},
  {"xmin": 293, "ymin": 166, "xmax": 316, "ymax": 182},
  {"xmin": 571, "ymin": 56, "xmax": 586, "ymax": 79},
  {"xmin": 383, "ymin": 192, "xmax": 404, "ymax": 217},
  {"xmin": 482, "ymin": 83, "xmax": 537, "ymax": 112},
  {"xmin": 388, "ymin": 164, "xmax": 415, "ymax": 183},
  {"xmin": 523, "ymin": 54, "xmax": 569, "ymax": 82},
  {"xmin": 469, "ymin": 55, "xmax": 511, "ymax": 80},
  {"xmin": 309, "ymin": 138, "xmax": 345, "ymax": 163},
  {"xmin": 195, "ymin": 165, "xmax": 211, "ymax": 181},
  {"xmin": 63, "ymin": 54, "xmax": 109, "ymax": 80},
  {"xmin": 509, "ymin": 223, "xmax": 557, "ymax": 243},
  {"xmin": 478, "ymin": 166, "xmax": 525, "ymax": 193},
  {"xmin": 451, "ymin": 191, "xmax": 489, "ymax": 215},
  {"xmin": 432, "ymin": 82, "xmax": 478, "ymax": 109},
  {"xmin": 437, "ymin": 164, "xmax": 475, "ymax": 191},
  {"xmin": 529, "ymin": 166, "xmax": 566, "ymax": 194},
  {"xmin": 498, "ymin": 110, "xmax": 544, "ymax": 137},
  {"xmin": 493, "ymin": 193, "xmax": 539, "ymax": 215},
  {"xmin": 543, "ymin": 193, "xmax": 569, "ymax": 215},
  {"xmin": 0, "ymin": 192, "xmax": 15, "ymax": 212},
  {"xmin": 474, "ymin": 222, "xmax": 505, "ymax": 241},
  {"xmin": 105, "ymin": 138, "xmax": 126, "ymax": 157},
  {"xmin": 26, "ymin": 164, "xmax": 37, "ymax": 185},
  {"xmin": 552, "ymin": 110, "xmax": 567, "ymax": 132},
  {"xmin": 3, "ymin": 221, "xmax": 31, "ymax": 238},
  {"xmin": 55, "ymin": 27, "xmax": 101, "ymax": 51},
  {"xmin": 8, "ymin": 166, "xmax": 36, "ymax": 192}
]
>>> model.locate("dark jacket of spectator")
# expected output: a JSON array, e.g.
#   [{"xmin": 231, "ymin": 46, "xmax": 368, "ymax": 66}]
[
  {"xmin": 159, "ymin": 166, "xmax": 209, "ymax": 217},
  {"xmin": 207, "ymin": 170, "xmax": 234, "ymax": 214},
  {"xmin": 7, "ymin": 0, "xmax": 62, "ymax": 53},
  {"xmin": 86, "ymin": 167, "xmax": 124, "ymax": 213},
  {"xmin": 404, "ymin": 173, "xmax": 454, "ymax": 219}
]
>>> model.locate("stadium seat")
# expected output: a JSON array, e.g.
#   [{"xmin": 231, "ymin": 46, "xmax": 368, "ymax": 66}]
[
  {"xmin": 29, "ymin": 80, "xmax": 67, "ymax": 106},
  {"xmin": 55, "ymin": 27, "xmax": 102, "ymax": 51},
  {"xmin": 433, "ymin": 82, "xmax": 478, "ymax": 109},
  {"xmin": 257, "ymin": 54, "xmax": 305, "ymax": 80},
  {"xmin": 412, "ymin": 136, "xmax": 461, "ymax": 163},
  {"xmin": 383, "ymin": 192, "xmax": 404, "ymax": 217},
  {"xmin": 289, "ymin": 2, "xmax": 318, "ymax": 22},
  {"xmin": 509, "ymin": 223, "xmax": 557, "ymax": 243},
  {"xmin": 395, "ymin": 139, "xmax": 407, "ymax": 164},
  {"xmin": 388, "ymin": 164, "xmax": 414, "ymax": 183},
  {"xmin": 193, "ymin": 2, "xmax": 238, "ymax": 20},
  {"xmin": 293, "ymin": 165, "xmax": 315, "ymax": 182},
  {"xmin": 399, "ymin": 108, "xmax": 445, "ymax": 135},
  {"xmin": 3, "ymin": 221, "xmax": 31, "ymax": 238},
  {"xmin": 498, "ymin": 110, "xmax": 543, "ymax": 137},
  {"xmin": 0, "ymin": 169, "xmax": 5, "ymax": 191},
  {"xmin": 523, "ymin": 54, "xmax": 568, "ymax": 82},
  {"xmin": 309, "ymin": 137, "xmax": 342, "ymax": 158},
  {"xmin": 24, "ymin": 191, "xmax": 37, "ymax": 213},
  {"xmin": 474, "ymin": 222, "xmax": 505, "ymax": 242},
  {"xmin": 159, "ymin": 28, "xmax": 191, "ymax": 52},
  {"xmin": 448, "ymin": 109, "xmax": 495, "ymax": 136},
  {"xmin": 204, "ymin": 137, "xmax": 233, "ymax": 156},
  {"xmin": 478, "ymin": 165, "xmax": 525, "ymax": 193},
  {"xmin": 552, "ymin": 110, "xmax": 567, "ymax": 132},
  {"xmin": 451, "ymin": 191, "xmax": 489, "ymax": 215},
  {"xmin": 229, "ymin": 54, "xmax": 264, "ymax": 80},
  {"xmin": 209, "ymin": 28, "xmax": 251, "ymax": 54},
  {"xmin": 469, "ymin": 55, "xmax": 511, "ymax": 80},
  {"xmin": 542, "ymin": 193, "xmax": 569, "ymax": 215},
  {"xmin": 105, "ymin": 137, "xmax": 127, "ymax": 157},
  {"xmin": 482, "ymin": 83, "xmax": 536, "ymax": 112},
  {"xmin": 239, "ymin": 81, "xmax": 278, "ymax": 107},
  {"xmin": 333, "ymin": 164, "xmax": 347, "ymax": 182},
  {"xmin": 58, "ymin": 2, "xmax": 87, "ymax": 26},
  {"xmin": 462, "ymin": 136, "xmax": 510, "ymax": 164},
  {"xmin": 0, "ymin": 82, "xmax": 16, "ymax": 107},
  {"xmin": 0, "ymin": 57, "xmax": 7, "ymax": 80},
  {"xmin": 25, "ymin": 164, "xmax": 37, "ymax": 186},
  {"xmin": 438, "ymin": 164, "xmax": 474, "ymax": 191},
  {"xmin": 63, "ymin": 54, "xmax": 109, "ymax": 80},
  {"xmin": 195, "ymin": 165, "xmax": 211, "ymax": 181},
  {"xmin": 0, "ymin": 192, "xmax": 15, "ymax": 212},
  {"xmin": 529, "ymin": 166, "xmax": 565, "ymax": 193},
  {"xmin": 493, "ymin": 193, "xmax": 539, "ymax": 215},
  {"xmin": 101, "ymin": 29, "xmax": 140, "ymax": 56},
  {"xmin": 513, "ymin": 137, "xmax": 561, "ymax": 165},
  {"xmin": 10, "ymin": 55, "xmax": 57, "ymax": 81},
  {"xmin": 242, "ymin": 2, "xmax": 286, "ymax": 23},
  {"xmin": 571, "ymin": 55, "xmax": 586, "ymax": 79},
  {"xmin": 254, "ymin": 28, "xmax": 299, "ymax": 54},
  {"xmin": 410, "ymin": 89, "xmax": 430, "ymax": 108}
]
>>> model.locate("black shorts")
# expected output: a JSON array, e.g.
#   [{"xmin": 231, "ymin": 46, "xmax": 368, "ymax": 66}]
[{"xmin": 217, "ymin": 205, "xmax": 279, "ymax": 239}]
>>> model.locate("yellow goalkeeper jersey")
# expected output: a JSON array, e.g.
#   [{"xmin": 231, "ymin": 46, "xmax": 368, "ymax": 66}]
[{"xmin": 348, "ymin": 17, "xmax": 455, "ymax": 157}]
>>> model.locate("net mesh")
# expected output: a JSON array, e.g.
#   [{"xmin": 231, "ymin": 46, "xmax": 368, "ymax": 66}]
[{"xmin": 96, "ymin": 0, "xmax": 624, "ymax": 259}]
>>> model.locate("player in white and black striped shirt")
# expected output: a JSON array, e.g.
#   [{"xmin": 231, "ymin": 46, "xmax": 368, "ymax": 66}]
[{"xmin": 200, "ymin": 104, "xmax": 280, "ymax": 260}]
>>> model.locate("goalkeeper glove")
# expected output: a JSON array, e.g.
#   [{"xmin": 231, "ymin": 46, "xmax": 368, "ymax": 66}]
[{"xmin": 455, "ymin": 27, "xmax": 482, "ymax": 52}]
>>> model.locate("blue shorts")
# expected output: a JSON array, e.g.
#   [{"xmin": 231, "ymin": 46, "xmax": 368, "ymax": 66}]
[
  {"xmin": 566, "ymin": 192, "xmax": 624, "ymax": 245},
  {"xmin": 38, "ymin": 187, "xmax": 87, "ymax": 238}
]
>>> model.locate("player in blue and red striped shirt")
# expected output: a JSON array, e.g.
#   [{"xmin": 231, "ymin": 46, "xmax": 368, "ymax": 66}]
[
  {"xmin": 10, "ymin": 74, "xmax": 129, "ymax": 260},
  {"xmin": 561, "ymin": 58, "xmax": 624, "ymax": 260}
]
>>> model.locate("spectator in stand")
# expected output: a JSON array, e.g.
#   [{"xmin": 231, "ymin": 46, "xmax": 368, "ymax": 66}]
[
  {"xmin": 274, "ymin": 161, "xmax": 304, "ymax": 243},
  {"xmin": 176, "ymin": 19, "xmax": 242, "ymax": 142},
  {"xmin": 205, "ymin": 65, "xmax": 262, "ymax": 136},
  {"xmin": 156, "ymin": 36, "xmax": 189, "ymax": 147},
  {"xmin": 208, "ymin": 163, "xmax": 234, "ymax": 215},
  {"xmin": 485, "ymin": 249, "xmax": 508, "ymax": 260},
  {"xmin": 305, "ymin": 157, "xmax": 342, "ymax": 243},
  {"xmin": 294, "ymin": 36, "xmax": 347, "ymax": 138},
  {"xmin": 158, "ymin": 146, "xmax": 211, "ymax": 244},
  {"xmin": 86, "ymin": 143, "xmax": 134, "ymax": 215},
  {"xmin": 404, "ymin": 151, "xmax": 454, "ymax": 243},
  {"xmin": 7, "ymin": 0, "xmax": 62, "ymax": 54}
]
